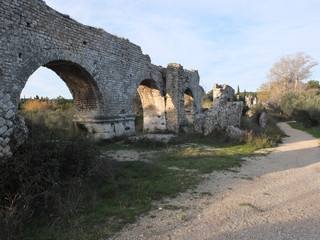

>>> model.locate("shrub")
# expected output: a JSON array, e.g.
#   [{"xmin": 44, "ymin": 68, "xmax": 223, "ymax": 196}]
[
  {"xmin": 280, "ymin": 91, "xmax": 320, "ymax": 126},
  {"xmin": 249, "ymin": 103, "xmax": 267, "ymax": 123},
  {"xmin": 241, "ymin": 116, "xmax": 283, "ymax": 149},
  {"xmin": 0, "ymin": 103, "xmax": 98, "ymax": 239}
]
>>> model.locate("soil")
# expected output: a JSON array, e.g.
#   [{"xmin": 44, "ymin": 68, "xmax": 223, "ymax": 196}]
[{"xmin": 110, "ymin": 123, "xmax": 320, "ymax": 240}]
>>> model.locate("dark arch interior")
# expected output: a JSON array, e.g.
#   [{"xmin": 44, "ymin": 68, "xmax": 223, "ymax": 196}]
[
  {"xmin": 44, "ymin": 60, "xmax": 100, "ymax": 116},
  {"xmin": 184, "ymin": 88, "xmax": 195, "ymax": 124},
  {"xmin": 139, "ymin": 79, "xmax": 158, "ymax": 89}
]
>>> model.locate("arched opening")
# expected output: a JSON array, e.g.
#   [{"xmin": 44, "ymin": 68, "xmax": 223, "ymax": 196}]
[
  {"xmin": 184, "ymin": 88, "xmax": 195, "ymax": 125},
  {"xmin": 134, "ymin": 79, "xmax": 166, "ymax": 133},
  {"xmin": 20, "ymin": 60, "xmax": 101, "ymax": 138},
  {"xmin": 44, "ymin": 60, "xmax": 100, "ymax": 118}
]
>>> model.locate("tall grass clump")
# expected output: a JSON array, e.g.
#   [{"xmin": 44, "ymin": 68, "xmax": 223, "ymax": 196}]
[
  {"xmin": 241, "ymin": 105, "xmax": 284, "ymax": 149},
  {"xmin": 0, "ymin": 100, "xmax": 100, "ymax": 239}
]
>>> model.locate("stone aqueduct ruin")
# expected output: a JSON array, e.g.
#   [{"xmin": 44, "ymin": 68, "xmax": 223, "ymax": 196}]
[{"xmin": 0, "ymin": 0, "xmax": 204, "ymax": 157}]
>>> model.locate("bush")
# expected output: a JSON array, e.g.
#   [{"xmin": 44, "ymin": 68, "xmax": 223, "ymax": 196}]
[
  {"xmin": 249, "ymin": 103, "xmax": 267, "ymax": 123},
  {"xmin": 0, "ymin": 104, "xmax": 98, "ymax": 239},
  {"xmin": 202, "ymin": 90, "xmax": 213, "ymax": 108},
  {"xmin": 280, "ymin": 91, "xmax": 320, "ymax": 126},
  {"xmin": 241, "ymin": 116, "xmax": 283, "ymax": 149}
]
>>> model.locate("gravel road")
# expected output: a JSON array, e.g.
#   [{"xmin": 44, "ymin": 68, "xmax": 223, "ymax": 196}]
[{"xmin": 112, "ymin": 122, "xmax": 320, "ymax": 240}]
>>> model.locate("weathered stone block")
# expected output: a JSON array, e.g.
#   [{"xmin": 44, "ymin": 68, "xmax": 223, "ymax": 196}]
[
  {"xmin": 0, "ymin": 117, "xmax": 5, "ymax": 127},
  {"xmin": 3, "ymin": 93, "xmax": 11, "ymax": 103},
  {"xmin": 3, "ymin": 128, "xmax": 13, "ymax": 138},
  {"xmin": 2, "ymin": 137, "xmax": 10, "ymax": 146},
  {"xmin": 6, "ymin": 120, "xmax": 13, "ymax": 127},
  {"xmin": 194, "ymin": 101, "xmax": 244, "ymax": 135},
  {"xmin": 5, "ymin": 110, "xmax": 15, "ymax": 119},
  {"xmin": 213, "ymin": 84, "xmax": 235, "ymax": 106},
  {"xmin": 0, "ymin": 125, "xmax": 8, "ymax": 135},
  {"xmin": 259, "ymin": 112, "xmax": 268, "ymax": 128},
  {"xmin": 2, "ymin": 101, "xmax": 14, "ymax": 112},
  {"xmin": 226, "ymin": 125, "xmax": 246, "ymax": 139}
]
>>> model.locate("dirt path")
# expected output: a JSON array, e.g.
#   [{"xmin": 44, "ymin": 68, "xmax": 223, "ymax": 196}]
[{"xmin": 112, "ymin": 123, "xmax": 320, "ymax": 240}]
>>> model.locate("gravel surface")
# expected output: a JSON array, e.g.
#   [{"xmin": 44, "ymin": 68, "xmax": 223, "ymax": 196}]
[{"xmin": 111, "ymin": 123, "xmax": 320, "ymax": 240}]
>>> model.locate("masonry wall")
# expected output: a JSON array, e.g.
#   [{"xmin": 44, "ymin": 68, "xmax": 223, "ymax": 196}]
[{"xmin": 0, "ymin": 0, "xmax": 203, "ymax": 157}]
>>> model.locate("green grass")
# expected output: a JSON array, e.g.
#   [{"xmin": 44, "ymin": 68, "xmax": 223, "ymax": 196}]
[
  {"xmin": 23, "ymin": 140, "xmax": 259, "ymax": 239},
  {"xmin": 23, "ymin": 130, "xmax": 284, "ymax": 239},
  {"xmin": 23, "ymin": 160, "xmax": 197, "ymax": 239},
  {"xmin": 12, "ymin": 110, "xmax": 285, "ymax": 239},
  {"xmin": 289, "ymin": 122, "xmax": 320, "ymax": 140},
  {"xmin": 157, "ymin": 144, "xmax": 256, "ymax": 174}
]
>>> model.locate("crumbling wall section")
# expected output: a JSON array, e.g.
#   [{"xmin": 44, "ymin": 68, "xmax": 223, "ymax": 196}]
[
  {"xmin": 194, "ymin": 102, "xmax": 244, "ymax": 135},
  {"xmin": 0, "ymin": 91, "xmax": 28, "ymax": 158},
  {"xmin": 164, "ymin": 64, "xmax": 202, "ymax": 133},
  {"xmin": 213, "ymin": 83, "xmax": 235, "ymax": 106},
  {"xmin": 195, "ymin": 84, "xmax": 245, "ymax": 138},
  {"xmin": 0, "ymin": 0, "xmax": 204, "ymax": 157}
]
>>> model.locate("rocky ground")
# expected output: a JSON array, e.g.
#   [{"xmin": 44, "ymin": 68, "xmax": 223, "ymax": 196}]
[{"xmin": 109, "ymin": 123, "xmax": 320, "ymax": 240}]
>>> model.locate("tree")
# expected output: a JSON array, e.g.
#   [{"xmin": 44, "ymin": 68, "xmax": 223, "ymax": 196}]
[
  {"xmin": 306, "ymin": 80, "xmax": 320, "ymax": 89},
  {"xmin": 258, "ymin": 52, "xmax": 318, "ymax": 109},
  {"xmin": 268, "ymin": 52, "xmax": 317, "ymax": 90},
  {"xmin": 236, "ymin": 85, "xmax": 240, "ymax": 95}
]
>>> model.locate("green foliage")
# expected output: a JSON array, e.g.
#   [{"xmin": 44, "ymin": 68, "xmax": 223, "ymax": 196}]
[
  {"xmin": 25, "ymin": 159, "xmax": 194, "ymax": 240},
  {"xmin": 0, "ymin": 128, "xmax": 97, "ymax": 239},
  {"xmin": 241, "ymin": 116, "xmax": 284, "ymax": 149},
  {"xmin": 1, "ymin": 102, "xmax": 95, "ymax": 239},
  {"xmin": 238, "ymin": 91, "xmax": 257, "ymax": 98},
  {"xmin": 2, "ymin": 98, "xmax": 286, "ymax": 239},
  {"xmin": 306, "ymin": 80, "xmax": 320, "ymax": 89},
  {"xmin": 250, "ymin": 103, "xmax": 267, "ymax": 123},
  {"xmin": 202, "ymin": 90, "xmax": 213, "ymax": 108},
  {"xmin": 157, "ymin": 145, "xmax": 248, "ymax": 174},
  {"xmin": 20, "ymin": 106, "xmax": 79, "ymax": 140},
  {"xmin": 280, "ymin": 91, "xmax": 320, "ymax": 127}
]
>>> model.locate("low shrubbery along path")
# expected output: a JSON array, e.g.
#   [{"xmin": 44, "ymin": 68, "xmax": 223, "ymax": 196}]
[{"xmin": 114, "ymin": 122, "xmax": 320, "ymax": 239}]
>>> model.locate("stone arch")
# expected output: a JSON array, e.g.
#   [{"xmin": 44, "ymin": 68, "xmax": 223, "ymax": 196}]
[
  {"xmin": 184, "ymin": 88, "xmax": 195, "ymax": 125},
  {"xmin": 15, "ymin": 51, "xmax": 104, "ymax": 120},
  {"xmin": 136, "ymin": 79, "xmax": 166, "ymax": 132}
]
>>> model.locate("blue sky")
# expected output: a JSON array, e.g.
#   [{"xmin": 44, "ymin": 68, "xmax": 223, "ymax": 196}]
[{"xmin": 22, "ymin": 0, "xmax": 320, "ymax": 98}]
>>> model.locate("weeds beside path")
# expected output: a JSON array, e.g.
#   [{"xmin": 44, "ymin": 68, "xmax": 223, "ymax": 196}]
[
  {"xmin": 289, "ymin": 121, "xmax": 320, "ymax": 141},
  {"xmin": 113, "ymin": 122, "xmax": 320, "ymax": 240},
  {"xmin": 2, "ymin": 113, "xmax": 283, "ymax": 239}
]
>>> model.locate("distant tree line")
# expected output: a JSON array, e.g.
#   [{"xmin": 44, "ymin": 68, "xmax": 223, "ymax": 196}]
[{"xmin": 19, "ymin": 96, "xmax": 73, "ymax": 111}]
